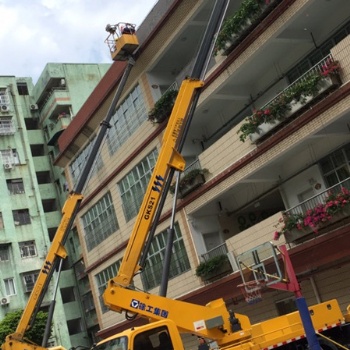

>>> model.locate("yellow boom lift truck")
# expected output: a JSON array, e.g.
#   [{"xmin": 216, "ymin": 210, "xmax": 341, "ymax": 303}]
[{"xmin": 2, "ymin": 2, "xmax": 350, "ymax": 350}]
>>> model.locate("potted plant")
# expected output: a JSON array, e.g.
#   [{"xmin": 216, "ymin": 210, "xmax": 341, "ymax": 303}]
[
  {"xmin": 169, "ymin": 168, "xmax": 208, "ymax": 198},
  {"xmin": 214, "ymin": 0, "xmax": 276, "ymax": 55},
  {"xmin": 320, "ymin": 58, "xmax": 341, "ymax": 85},
  {"xmin": 195, "ymin": 254, "xmax": 232, "ymax": 281},
  {"xmin": 148, "ymin": 89, "xmax": 178, "ymax": 123}
]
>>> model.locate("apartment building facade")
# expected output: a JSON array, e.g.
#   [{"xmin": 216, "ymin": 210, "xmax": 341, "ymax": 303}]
[
  {"xmin": 56, "ymin": 0, "xmax": 350, "ymax": 347},
  {"xmin": 0, "ymin": 63, "xmax": 109, "ymax": 348}
]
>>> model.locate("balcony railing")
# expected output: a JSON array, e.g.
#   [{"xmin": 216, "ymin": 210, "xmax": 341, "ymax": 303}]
[
  {"xmin": 172, "ymin": 159, "xmax": 207, "ymax": 198},
  {"xmin": 238, "ymin": 54, "xmax": 342, "ymax": 143},
  {"xmin": 148, "ymin": 82, "xmax": 178, "ymax": 123},
  {"xmin": 200, "ymin": 242, "xmax": 228, "ymax": 262},
  {"xmin": 286, "ymin": 177, "xmax": 350, "ymax": 217}
]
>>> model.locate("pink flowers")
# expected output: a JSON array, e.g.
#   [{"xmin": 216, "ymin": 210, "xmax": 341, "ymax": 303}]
[
  {"xmin": 303, "ymin": 204, "xmax": 332, "ymax": 233},
  {"xmin": 273, "ymin": 186, "xmax": 350, "ymax": 240},
  {"xmin": 321, "ymin": 58, "xmax": 340, "ymax": 77}
]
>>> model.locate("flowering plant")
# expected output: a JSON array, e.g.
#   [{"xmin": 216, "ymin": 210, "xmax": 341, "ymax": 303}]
[
  {"xmin": 238, "ymin": 59, "xmax": 341, "ymax": 143},
  {"xmin": 237, "ymin": 108, "xmax": 273, "ymax": 142},
  {"xmin": 324, "ymin": 187, "xmax": 350, "ymax": 214},
  {"xmin": 273, "ymin": 213, "xmax": 304, "ymax": 240},
  {"xmin": 273, "ymin": 186, "xmax": 350, "ymax": 240},
  {"xmin": 302, "ymin": 204, "xmax": 331, "ymax": 230},
  {"xmin": 320, "ymin": 58, "xmax": 340, "ymax": 77}
]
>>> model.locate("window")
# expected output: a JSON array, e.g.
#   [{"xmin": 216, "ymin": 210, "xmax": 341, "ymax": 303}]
[
  {"xmin": 107, "ymin": 85, "xmax": 147, "ymax": 154},
  {"xmin": 141, "ymin": 223, "xmax": 191, "ymax": 290},
  {"xmin": 17, "ymin": 82, "xmax": 29, "ymax": 95},
  {"xmin": 0, "ymin": 213, "xmax": 4, "ymax": 230},
  {"xmin": 69, "ymin": 137, "xmax": 103, "ymax": 183},
  {"xmin": 7, "ymin": 179, "xmax": 25, "ymax": 194},
  {"xmin": 0, "ymin": 245, "xmax": 9, "ymax": 261},
  {"xmin": 0, "ymin": 88, "xmax": 10, "ymax": 106},
  {"xmin": 82, "ymin": 291, "xmax": 95, "ymax": 313},
  {"xmin": 19, "ymin": 241, "xmax": 37, "ymax": 258},
  {"xmin": 22, "ymin": 272, "xmax": 39, "ymax": 292},
  {"xmin": 1, "ymin": 149, "xmax": 20, "ymax": 166},
  {"xmin": 4, "ymin": 278, "xmax": 16, "ymax": 295},
  {"xmin": 320, "ymin": 144, "xmax": 350, "ymax": 186},
  {"xmin": 95, "ymin": 260, "xmax": 121, "ymax": 313},
  {"xmin": 0, "ymin": 117, "xmax": 15, "ymax": 135},
  {"xmin": 13, "ymin": 209, "xmax": 31, "ymax": 225},
  {"xmin": 82, "ymin": 192, "xmax": 119, "ymax": 251},
  {"xmin": 119, "ymin": 149, "xmax": 158, "ymax": 221}
]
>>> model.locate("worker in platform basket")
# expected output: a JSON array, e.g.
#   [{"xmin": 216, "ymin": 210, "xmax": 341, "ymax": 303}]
[{"xmin": 121, "ymin": 23, "xmax": 136, "ymax": 35}]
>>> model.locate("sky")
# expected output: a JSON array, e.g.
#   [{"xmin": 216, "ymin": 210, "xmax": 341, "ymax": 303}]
[{"xmin": 0, "ymin": 0, "xmax": 157, "ymax": 84}]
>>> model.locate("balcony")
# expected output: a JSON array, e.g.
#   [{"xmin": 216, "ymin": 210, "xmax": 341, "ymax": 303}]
[
  {"xmin": 40, "ymin": 89, "xmax": 71, "ymax": 120},
  {"xmin": 148, "ymin": 82, "xmax": 178, "ymax": 124},
  {"xmin": 38, "ymin": 183, "xmax": 57, "ymax": 200},
  {"xmin": 44, "ymin": 210, "xmax": 62, "ymax": 228},
  {"xmin": 170, "ymin": 159, "xmax": 208, "ymax": 199},
  {"xmin": 27, "ymin": 130, "xmax": 45, "ymax": 144},
  {"xmin": 237, "ymin": 55, "xmax": 342, "ymax": 143},
  {"xmin": 196, "ymin": 243, "xmax": 232, "ymax": 283},
  {"xmin": 32, "ymin": 156, "xmax": 51, "ymax": 172},
  {"xmin": 276, "ymin": 178, "xmax": 350, "ymax": 244},
  {"xmin": 47, "ymin": 114, "xmax": 71, "ymax": 146},
  {"xmin": 215, "ymin": 0, "xmax": 279, "ymax": 56}
]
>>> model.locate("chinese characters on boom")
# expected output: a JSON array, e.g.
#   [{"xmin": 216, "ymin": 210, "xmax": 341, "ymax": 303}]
[{"xmin": 130, "ymin": 299, "xmax": 169, "ymax": 318}]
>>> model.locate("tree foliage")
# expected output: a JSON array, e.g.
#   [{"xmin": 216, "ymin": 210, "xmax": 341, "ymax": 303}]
[{"xmin": 0, "ymin": 310, "xmax": 50, "ymax": 346}]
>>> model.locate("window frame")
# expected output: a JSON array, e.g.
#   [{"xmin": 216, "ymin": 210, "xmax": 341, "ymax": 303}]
[
  {"xmin": 141, "ymin": 223, "xmax": 191, "ymax": 290},
  {"xmin": 82, "ymin": 192, "xmax": 119, "ymax": 251},
  {"xmin": 119, "ymin": 149, "xmax": 158, "ymax": 221},
  {"xmin": 19, "ymin": 241, "xmax": 37, "ymax": 258},
  {"xmin": 107, "ymin": 85, "xmax": 147, "ymax": 154},
  {"xmin": 13, "ymin": 209, "xmax": 31, "ymax": 225},
  {"xmin": 22, "ymin": 271, "xmax": 39, "ymax": 293},
  {"xmin": 95, "ymin": 260, "xmax": 121, "ymax": 313},
  {"xmin": 0, "ymin": 245, "xmax": 10, "ymax": 262},
  {"xmin": 4, "ymin": 277, "xmax": 16, "ymax": 296}
]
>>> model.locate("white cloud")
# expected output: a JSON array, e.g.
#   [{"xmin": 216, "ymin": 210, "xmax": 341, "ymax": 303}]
[{"xmin": 0, "ymin": 0, "xmax": 157, "ymax": 83}]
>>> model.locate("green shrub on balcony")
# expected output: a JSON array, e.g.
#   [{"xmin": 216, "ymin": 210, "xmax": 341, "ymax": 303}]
[
  {"xmin": 215, "ymin": 0, "xmax": 273, "ymax": 55},
  {"xmin": 169, "ymin": 168, "xmax": 208, "ymax": 196},
  {"xmin": 195, "ymin": 254, "xmax": 231, "ymax": 280},
  {"xmin": 148, "ymin": 89, "xmax": 178, "ymax": 123}
]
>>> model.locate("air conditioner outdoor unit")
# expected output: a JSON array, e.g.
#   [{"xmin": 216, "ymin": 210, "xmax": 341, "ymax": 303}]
[
  {"xmin": 0, "ymin": 105, "xmax": 9, "ymax": 112},
  {"xmin": 3, "ymin": 162, "xmax": 12, "ymax": 170},
  {"xmin": 30, "ymin": 104, "xmax": 38, "ymax": 111},
  {"xmin": 1, "ymin": 297, "xmax": 9, "ymax": 306}
]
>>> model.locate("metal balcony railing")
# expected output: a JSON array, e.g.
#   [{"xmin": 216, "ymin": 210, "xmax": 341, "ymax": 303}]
[
  {"xmin": 285, "ymin": 177, "xmax": 350, "ymax": 216},
  {"xmin": 182, "ymin": 158, "xmax": 201, "ymax": 177},
  {"xmin": 260, "ymin": 54, "xmax": 338, "ymax": 112},
  {"xmin": 200, "ymin": 242, "xmax": 228, "ymax": 262}
]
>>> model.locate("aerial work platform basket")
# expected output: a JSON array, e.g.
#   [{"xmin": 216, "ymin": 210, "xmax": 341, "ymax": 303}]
[{"xmin": 105, "ymin": 22, "xmax": 139, "ymax": 61}]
